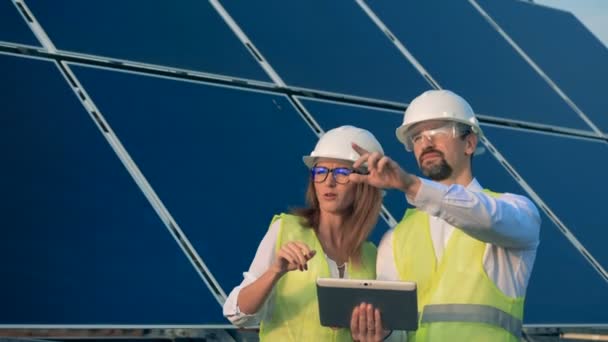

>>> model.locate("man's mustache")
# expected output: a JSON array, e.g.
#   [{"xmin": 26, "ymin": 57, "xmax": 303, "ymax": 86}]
[{"xmin": 419, "ymin": 148, "xmax": 444, "ymax": 163}]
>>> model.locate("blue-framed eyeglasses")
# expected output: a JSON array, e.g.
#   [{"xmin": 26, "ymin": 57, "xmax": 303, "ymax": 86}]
[{"xmin": 311, "ymin": 166, "xmax": 366, "ymax": 184}]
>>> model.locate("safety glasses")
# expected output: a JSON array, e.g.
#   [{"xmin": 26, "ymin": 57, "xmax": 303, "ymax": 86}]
[{"xmin": 405, "ymin": 123, "xmax": 470, "ymax": 151}]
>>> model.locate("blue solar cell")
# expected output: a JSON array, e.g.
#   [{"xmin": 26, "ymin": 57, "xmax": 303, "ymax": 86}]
[
  {"xmin": 299, "ymin": 97, "xmax": 608, "ymax": 323},
  {"xmin": 0, "ymin": 53, "xmax": 223, "ymax": 324},
  {"xmin": 477, "ymin": 0, "xmax": 608, "ymax": 134},
  {"xmin": 24, "ymin": 0, "xmax": 270, "ymax": 81},
  {"xmin": 69, "ymin": 64, "xmax": 322, "ymax": 292},
  {"xmin": 220, "ymin": 1, "xmax": 430, "ymax": 103},
  {"xmin": 0, "ymin": 1, "xmax": 39, "ymax": 46},
  {"xmin": 483, "ymin": 125, "xmax": 608, "ymax": 272},
  {"xmin": 525, "ymin": 211, "xmax": 608, "ymax": 324},
  {"xmin": 366, "ymin": 0, "xmax": 592, "ymax": 130}
]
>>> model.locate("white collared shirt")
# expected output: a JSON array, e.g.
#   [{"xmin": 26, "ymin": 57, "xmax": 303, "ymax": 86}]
[{"xmin": 377, "ymin": 178, "xmax": 541, "ymax": 298}]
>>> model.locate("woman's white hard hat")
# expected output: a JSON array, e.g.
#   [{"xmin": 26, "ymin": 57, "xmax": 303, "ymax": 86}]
[
  {"xmin": 303, "ymin": 125, "xmax": 384, "ymax": 170},
  {"xmin": 395, "ymin": 90, "xmax": 483, "ymax": 146}
]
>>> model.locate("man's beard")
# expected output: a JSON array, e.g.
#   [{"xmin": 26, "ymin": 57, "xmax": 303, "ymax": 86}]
[{"xmin": 419, "ymin": 149, "xmax": 452, "ymax": 181}]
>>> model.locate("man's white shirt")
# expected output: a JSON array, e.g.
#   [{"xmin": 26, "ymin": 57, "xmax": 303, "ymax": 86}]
[{"xmin": 377, "ymin": 178, "xmax": 541, "ymax": 298}]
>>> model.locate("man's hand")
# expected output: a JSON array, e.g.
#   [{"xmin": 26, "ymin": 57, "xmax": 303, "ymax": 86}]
[
  {"xmin": 351, "ymin": 303, "xmax": 390, "ymax": 342},
  {"xmin": 350, "ymin": 143, "xmax": 420, "ymax": 196}
]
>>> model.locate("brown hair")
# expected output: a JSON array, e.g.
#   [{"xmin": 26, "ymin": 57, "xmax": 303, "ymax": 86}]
[{"xmin": 292, "ymin": 179, "xmax": 382, "ymax": 266}]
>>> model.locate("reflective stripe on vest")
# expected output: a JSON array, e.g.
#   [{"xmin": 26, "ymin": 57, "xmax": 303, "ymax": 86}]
[
  {"xmin": 394, "ymin": 190, "xmax": 525, "ymax": 341},
  {"xmin": 421, "ymin": 304, "xmax": 522, "ymax": 338}
]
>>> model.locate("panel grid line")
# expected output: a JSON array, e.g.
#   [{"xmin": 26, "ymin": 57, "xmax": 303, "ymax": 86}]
[
  {"xmin": 15, "ymin": 0, "xmax": 229, "ymax": 307},
  {"xmin": 54, "ymin": 60, "xmax": 229, "ymax": 304},
  {"xmin": 209, "ymin": 0, "xmax": 402, "ymax": 229},
  {"xmin": 210, "ymin": 0, "xmax": 286, "ymax": 87},
  {"xmin": 469, "ymin": 0, "xmax": 605, "ymax": 138},
  {"xmin": 355, "ymin": 0, "xmax": 441, "ymax": 90},
  {"xmin": 12, "ymin": 0, "xmax": 56, "ymax": 52},
  {"xmin": 2, "ymin": 41, "xmax": 605, "ymax": 145},
  {"xmin": 479, "ymin": 136, "xmax": 608, "ymax": 283}
]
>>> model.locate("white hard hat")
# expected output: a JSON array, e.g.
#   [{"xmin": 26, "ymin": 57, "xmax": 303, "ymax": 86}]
[
  {"xmin": 396, "ymin": 90, "xmax": 483, "ymax": 146},
  {"xmin": 303, "ymin": 125, "xmax": 384, "ymax": 170}
]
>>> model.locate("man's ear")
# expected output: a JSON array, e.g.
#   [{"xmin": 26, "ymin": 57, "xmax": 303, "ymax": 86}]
[{"xmin": 464, "ymin": 134, "xmax": 477, "ymax": 156}]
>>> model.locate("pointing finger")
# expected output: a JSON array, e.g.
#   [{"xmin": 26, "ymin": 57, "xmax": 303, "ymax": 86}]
[
  {"xmin": 352, "ymin": 142, "xmax": 370, "ymax": 157},
  {"xmin": 353, "ymin": 156, "xmax": 367, "ymax": 170}
]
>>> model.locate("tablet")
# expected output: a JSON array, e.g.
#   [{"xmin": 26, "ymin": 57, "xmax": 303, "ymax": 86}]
[{"xmin": 316, "ymin": 278, "xmax": 418, "ymax": 331}]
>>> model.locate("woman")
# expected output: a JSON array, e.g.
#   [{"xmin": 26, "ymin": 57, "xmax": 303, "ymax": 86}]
[{"xmin": 223, "ymin": 125, "xmax": 385, "ymax": 341}]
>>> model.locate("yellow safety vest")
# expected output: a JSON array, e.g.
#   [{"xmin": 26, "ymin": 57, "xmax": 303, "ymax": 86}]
[
  {"xmin": 393, "ymin": 190, "xmax": 524, "ymax": 342},
  {"xmin": 259, "ymin": 213, "xmax": 377, "ymax": 341}
]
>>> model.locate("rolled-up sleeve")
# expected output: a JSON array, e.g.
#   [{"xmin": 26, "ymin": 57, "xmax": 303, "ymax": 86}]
[
  {"xmin": 222, "ymin": 219, "xmax": 281, "ymax": 327},
  {"xmin": 223, "ymin": 271, "xmax": 266, "ymax": 326}
]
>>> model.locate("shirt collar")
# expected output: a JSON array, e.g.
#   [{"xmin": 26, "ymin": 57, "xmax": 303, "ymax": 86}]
[{"xmin": 467, "ymin": 178, "xmax": 483, "ymax": 191}]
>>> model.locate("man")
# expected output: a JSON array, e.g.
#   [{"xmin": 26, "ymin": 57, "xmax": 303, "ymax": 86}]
[{"xmin": 349, "ymin": 90, "xmax": 541, "ymax": 342}]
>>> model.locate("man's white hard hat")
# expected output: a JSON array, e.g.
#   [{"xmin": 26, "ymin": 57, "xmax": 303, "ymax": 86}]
[
  {"xmin": 396, "ymin": 90, "xmax": 483, "ymax": 146},
  {"xmin": 303, "ymin": 125, "xmax": 384, "ymax": 170}
]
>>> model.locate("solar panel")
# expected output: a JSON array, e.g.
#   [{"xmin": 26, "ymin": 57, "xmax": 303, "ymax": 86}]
[
  {"xmin": 366, "ymin": 0, "xmax": 594, "ymax": 130},
  {"xmin": 3, "ymin": 0, "xmax": 607, "ymax": 331},
  {"xmin": 68, "ymin": 63, "xmax": 323, "ymax": 291},
  {"xmin": 0, "ymin": 53, "xmax": 224, "ymax": 324},
  {"xmin": 477, "ymin": 0, "xmax": 608, "ymax": 134},
  {"xmin": 0, "ymin": 1, "xmax": 40, "ymax": 46},
  {"xmin": 24, "ymin": 0, "xmax": 271, "ymax": 81},
  {"xmin": 219, "ymin": 0, "xmax": 431, "ymax": 103},
  {"xmin": 482, "ymin": 125, "xmax": 608, "ymax": 270},
  {"xmin": 525, "ymin": 212, "xmax": 608, "ymax": 324},
  {"xmin": 299, "ymin": 98, "xmax": 608, "ymax": 324}
]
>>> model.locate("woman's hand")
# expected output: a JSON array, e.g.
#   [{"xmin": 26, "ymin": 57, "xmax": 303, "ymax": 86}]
[
  {"xmin": 270, "ymin": 241, "xmax": 316, "ymax": 275},
  {"xmin": 351, "ymin": 303, "xmax": 390, "ymax": 342}
]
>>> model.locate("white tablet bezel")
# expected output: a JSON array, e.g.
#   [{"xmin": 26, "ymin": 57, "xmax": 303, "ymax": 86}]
[{"xmin": 317, "ymin": 278, "xmax": 416, "ymax": 291}]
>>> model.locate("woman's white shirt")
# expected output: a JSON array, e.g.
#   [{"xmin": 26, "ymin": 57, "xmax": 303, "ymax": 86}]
[{"xmin": 223, "ymin": 218, "xmax": 347, "ymax": 327}]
